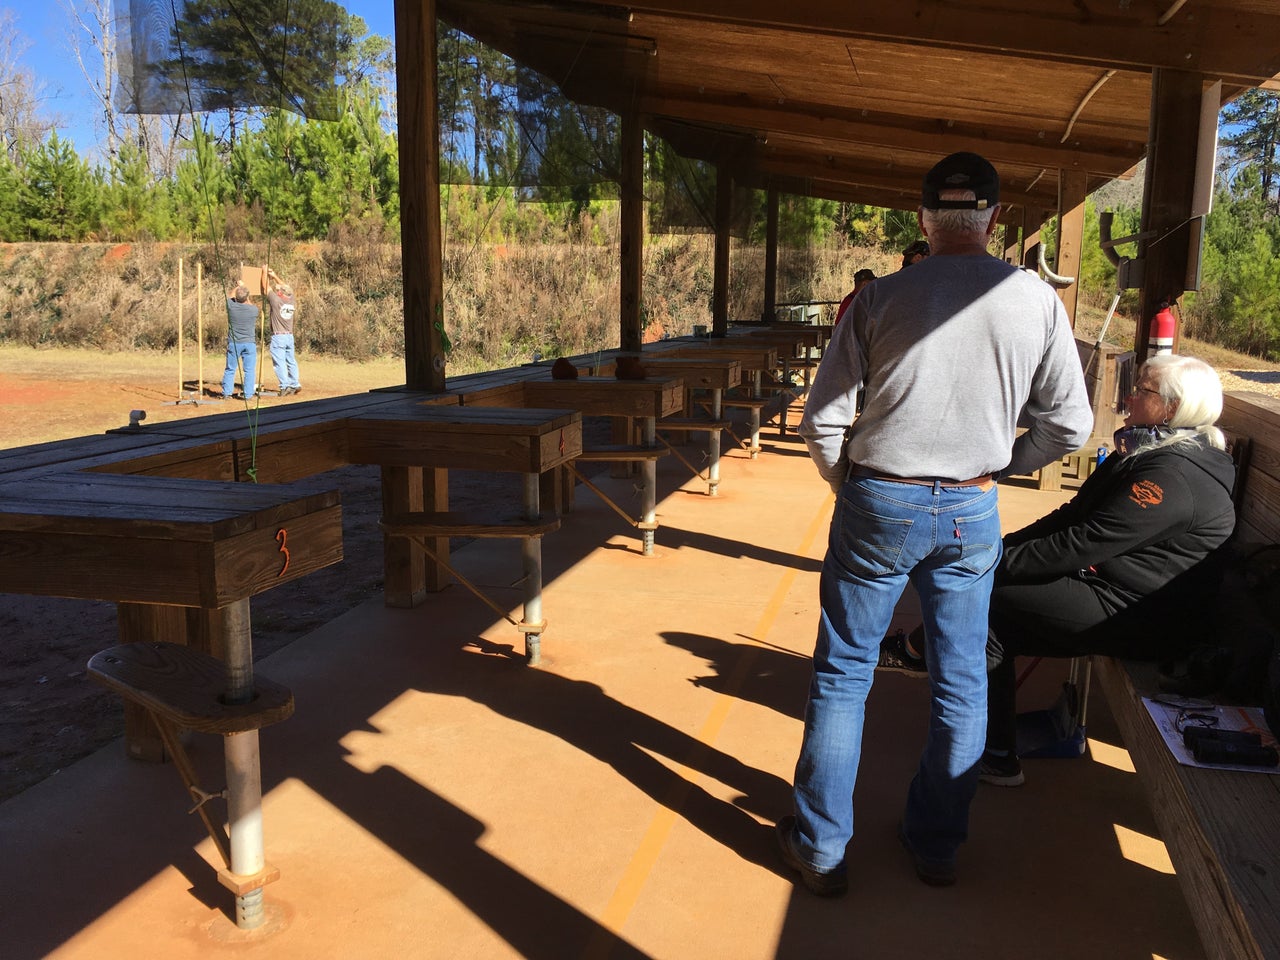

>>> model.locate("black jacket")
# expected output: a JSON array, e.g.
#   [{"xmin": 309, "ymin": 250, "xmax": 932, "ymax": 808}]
[{"xmin": 1000, "ymin": 435, "xmax": 1236, "ymax": 614}]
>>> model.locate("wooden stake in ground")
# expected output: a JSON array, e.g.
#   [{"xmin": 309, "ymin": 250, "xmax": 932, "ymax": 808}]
[
  {"xmin": 178, "ymin": 257, "xmax": 184, "ymax": 400},
  {"xmin": 197, "ymin": 262, "xmax": 204, "ymax": 398}
]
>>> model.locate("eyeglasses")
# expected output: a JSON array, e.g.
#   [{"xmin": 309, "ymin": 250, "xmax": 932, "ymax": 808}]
[
  {"xmin": 1175, "ymin": 707, "xmax": 1219, "ymax": 731},
  {"xmin": 1129, "ymin": 385, "xmax": 1163, "ymax": 399}
]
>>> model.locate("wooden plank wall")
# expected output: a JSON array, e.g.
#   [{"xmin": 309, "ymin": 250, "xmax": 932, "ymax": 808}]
[
  {"xmin": 1075, "ymin": 338, "xmax": 1133, "ymax": 440},
  {"xmin": 1219, "ymin": 391, "xmax": 1280, "ymax": 546}
]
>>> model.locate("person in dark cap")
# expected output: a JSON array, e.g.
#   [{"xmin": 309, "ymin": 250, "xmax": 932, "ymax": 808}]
[
  {"xmin": 774, "ymin": 151, "xmax": 1092, "ymax": 895},
  {"xmin": 833, "ymin": 268, "xmax": 878, "ymax": 327},
  {"xmin": 900, "ymin": 240, "xmax": 930, "ymax": 269}
]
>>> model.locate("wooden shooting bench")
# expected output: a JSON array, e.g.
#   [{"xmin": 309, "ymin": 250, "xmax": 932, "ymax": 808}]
[
  {"xmin": 503, "ymin": 375, "xmax": 681, "ymax": 556},
  {"xmin": 0, "ymin": 387, "xmax": 581, "ymax": 922},
  {"xmin": 347, "ymin": 400, "xmax": 583, "ymax": 664},
  {"xmin": 634, "ymin": 357, "xmax": 741, "ymax": 495},
  {"xmin": 0, "ymin": 469, "xmax": 343, "ymax": 929},
  {"xmin": 733, "ymin": 327, "xmax": 826, "ymax": 436},
  {"xmin": 663, "ymin": 340, "xmax": 783, "ymax": 451},
  {"xmin": 1090, "ymin": 391, "xmax": 1280, "ymax": 960}
]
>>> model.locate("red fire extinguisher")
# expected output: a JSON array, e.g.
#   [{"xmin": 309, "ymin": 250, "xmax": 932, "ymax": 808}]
[{"xmin": 1148, "ymin": 302, "xmax": 1176, "ymax": 356}]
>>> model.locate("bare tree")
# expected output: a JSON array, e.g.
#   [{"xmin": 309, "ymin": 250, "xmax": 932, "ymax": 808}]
[
  {"xmin": 60, "ymin": 0, "xmax": 186, "ymax": 175},
  {"xmin": 60, "ymin": 0, "xmax": 119, "ymax": 160},
  {"xmin": 0, "ymin": 11, "xmax": 58, "ymax": 162}
]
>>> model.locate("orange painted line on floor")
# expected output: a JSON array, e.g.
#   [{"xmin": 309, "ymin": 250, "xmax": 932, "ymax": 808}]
[{"xmin": 581, "ymin": 492, "xmax": 833, "ymax": 959}]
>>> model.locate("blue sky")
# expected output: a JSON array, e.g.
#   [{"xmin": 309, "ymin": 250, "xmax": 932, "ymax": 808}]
[{"xmin": 6, "ymin": 0, "xmax": 398, "ymax": 157}]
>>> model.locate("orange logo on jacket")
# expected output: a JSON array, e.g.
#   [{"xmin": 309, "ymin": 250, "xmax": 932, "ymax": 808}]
[{"xmin": 1129, "ymin": 480, "xmax": 1164, "ymax": 508}]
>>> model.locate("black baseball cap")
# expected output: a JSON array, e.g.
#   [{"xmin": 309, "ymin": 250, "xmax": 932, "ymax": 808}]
[
  {"xmin": 922, "ymin": 152, "xmax": 1000, "ymax": 210},
  {"xmin": 854, "ymin": 268, "xmax": 876, "ymax": 282}
]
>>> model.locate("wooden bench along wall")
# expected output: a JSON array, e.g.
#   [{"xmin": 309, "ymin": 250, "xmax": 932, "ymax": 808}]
[{"xmin": 1092, "ymin": 389, "xmax": 1280, "ymax": 960}]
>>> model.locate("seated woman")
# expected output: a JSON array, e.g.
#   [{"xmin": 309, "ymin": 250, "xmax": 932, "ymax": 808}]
[{"xmin": 982, "ymin": 354, "xmax": 1237, "ymax": 786}]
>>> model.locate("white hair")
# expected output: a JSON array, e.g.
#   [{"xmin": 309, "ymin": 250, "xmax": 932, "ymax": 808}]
[
  {"xmin": 1142, "ymin": 354, "xmax": 1226, "ymax": 451},
  {"xmin": 920, "ymin": 189, "xmax": 997, "ymax": 234}
]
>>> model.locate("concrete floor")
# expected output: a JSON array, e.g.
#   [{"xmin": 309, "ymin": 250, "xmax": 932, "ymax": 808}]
[{"xmin": 2, "ymin": 415, "xmax": 1207, "ymax": 960}]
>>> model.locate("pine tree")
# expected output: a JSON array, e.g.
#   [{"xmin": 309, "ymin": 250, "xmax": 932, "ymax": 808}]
[
  {"xmin": 1220, "ymin": 90, "xmax": 1280, "ymax": 218},
  {"xmin": 19, "ymin": 133, "xmax": 102, "ymax": 240}
]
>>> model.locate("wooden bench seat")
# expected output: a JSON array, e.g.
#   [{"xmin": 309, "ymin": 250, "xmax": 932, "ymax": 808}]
[
  {"xmin": 381, "ymin": 509, "xmax": 561, "ymax": 539},
  {"xmin": 1094, "ymin": 657, "xmax": 1280, "ymax": 960},
  {"xmin": 88, "ymin": 641, "xmax": 294, "ymax": 735},
  {"xmin": 656, "ymin": 419, "xmax": 734, "ymax": 496},
  {"xmin": 699, "ymin": 399, "xmax": 769, "ymax": 458},
  {"xmin": 574, "ymin": 444, "xmax": 668, "ymax": 462},
  {"xmin": 87, "ymin": 640, "xmax": 293, "ymax": 904},
  {"xmin": 658, "ymin": 417, "xmax": 731, "ymax": 432},
  {"xmin": 381, "ymin": 507, "xmax": 560, "ymax": 665}
]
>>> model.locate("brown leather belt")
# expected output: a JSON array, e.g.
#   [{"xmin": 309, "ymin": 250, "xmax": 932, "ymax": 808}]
[{"xmin": 849, "ymin": 464, "xmax": 995, "ymax": 488}]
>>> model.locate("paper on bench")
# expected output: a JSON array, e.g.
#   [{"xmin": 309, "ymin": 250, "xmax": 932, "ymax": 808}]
[{"xmin": 1141, "ymin": 697, "xmax": 1280, "ymax": 774}]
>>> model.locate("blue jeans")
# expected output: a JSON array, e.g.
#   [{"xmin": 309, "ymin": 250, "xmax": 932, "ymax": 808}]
[
  {"xmin": 791, "ymin": 476, "xmax": 1002, "ymax": 871},
  {"xmin": 222, "ymin": 339, "xmax": 256, "ymax": 397},
  {"xmin": 270, "ymin": 333, "xmax": 300, "ymax": 389}
]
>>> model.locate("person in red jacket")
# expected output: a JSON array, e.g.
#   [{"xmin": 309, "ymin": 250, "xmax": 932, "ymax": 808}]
[{"xmin": 833, "ymin": 268, "xmax": 876, "ymax": 327}]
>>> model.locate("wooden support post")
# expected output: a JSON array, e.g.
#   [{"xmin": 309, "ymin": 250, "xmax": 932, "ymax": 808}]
[
  {"xmin": 395, "ymin": 0, "xmax": 445, "ymax": 391},
  {"xmin": 382, "ymin": 465, "xmax": 448, "ymax": 605},
  {"xmin": 1057, "ymin": 169, "xmax": 1088, "ymax": 328},
  {"xmin": 713, "ymin": 164, "xmax": 732, "ymax": 336},
  {"xmin": 762, "ymin": 187, "xmax": 779, "ymax": 321},
  {"xmin": 610, "ymin": 415, "xmax": 633, "ymax": 479},
  {"xmin": 178, "ymin": 258, "xmax": 184, "ymax": 399},
  {"xmin": 197, "ymin": 262, "xmax": 205, "ymax": 399},
  {"xmin": 116, "ymin": 602, "xmax": 191, "ymax": 761},
  {"xmin": 1002, "ymin": 220, "xmax": 1021, "ymax": 265},
  {"xmin": 620, "ymin": 111, "xmax": 644, "ymax": 355},
  {"xmin": 1135, "ymin": 68, "xmax": 1204, "ymax": 367}
]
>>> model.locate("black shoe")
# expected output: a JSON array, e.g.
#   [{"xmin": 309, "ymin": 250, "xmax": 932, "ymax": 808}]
[
  {"xmin": 978, "ymin": 750, "xmax": 1025, "ymax": 787},
  {"xmin": 775, "ymin": 815, "xmax": 848, "ymax": 897},
  {"xmin": 877, "ymin": 627, "xmax": 927, "ymax": 677},
  {"xmin": 897, "ymin": 823, "xmax": 956, "ymax": 887}
]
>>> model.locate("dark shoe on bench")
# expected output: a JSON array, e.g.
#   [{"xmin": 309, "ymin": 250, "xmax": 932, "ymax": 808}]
[
  {"xmin": 877, "ymin": 627, "xmax": 927, "ymax": 677},
  {"xmin": 775, "ymin": 815, "xmax": 848, "ymax": 897}
]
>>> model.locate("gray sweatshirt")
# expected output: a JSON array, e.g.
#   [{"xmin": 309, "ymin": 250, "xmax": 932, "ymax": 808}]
[{"xmin": 799, "ymin": 254, "xmax": 1093, "ymax": 490}]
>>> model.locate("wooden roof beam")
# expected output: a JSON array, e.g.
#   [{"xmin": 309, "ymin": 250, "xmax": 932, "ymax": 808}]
[
  {"xmin": 635, "ymin": 93, "xmax": 1139, "ymax": 177},
  {"xmin": 747, "ymin": 152, "xmax": 1062, "ymax": 210},
  {"xmin": 586, "ymin": 0, "xmax": 1280, "ymax": 84}
]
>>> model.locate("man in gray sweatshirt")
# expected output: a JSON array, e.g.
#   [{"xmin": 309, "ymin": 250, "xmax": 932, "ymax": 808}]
[{"xmin": 775, "ymin": 152, "xmax": 1093, "ymax": 896}]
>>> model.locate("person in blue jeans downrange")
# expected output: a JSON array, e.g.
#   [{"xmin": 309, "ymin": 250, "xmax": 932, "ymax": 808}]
[
  {"xmin": 220, "ymin": 283, "xmax": 259, "ymax": 400},
  {"xmin": 264, "ymin": 265, "xmax": 302, "ymax": 396}
]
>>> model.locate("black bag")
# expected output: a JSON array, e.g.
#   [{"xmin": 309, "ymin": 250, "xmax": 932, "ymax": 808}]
[{"xmin": 1159, "ymin": 542, "xmax": 1280, "ymax": 739}]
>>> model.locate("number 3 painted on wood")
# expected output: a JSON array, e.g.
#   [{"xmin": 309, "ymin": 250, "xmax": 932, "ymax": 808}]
[{"xmin": 276, "ymin": 528, "xmax": 291, "ymax": 576}]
